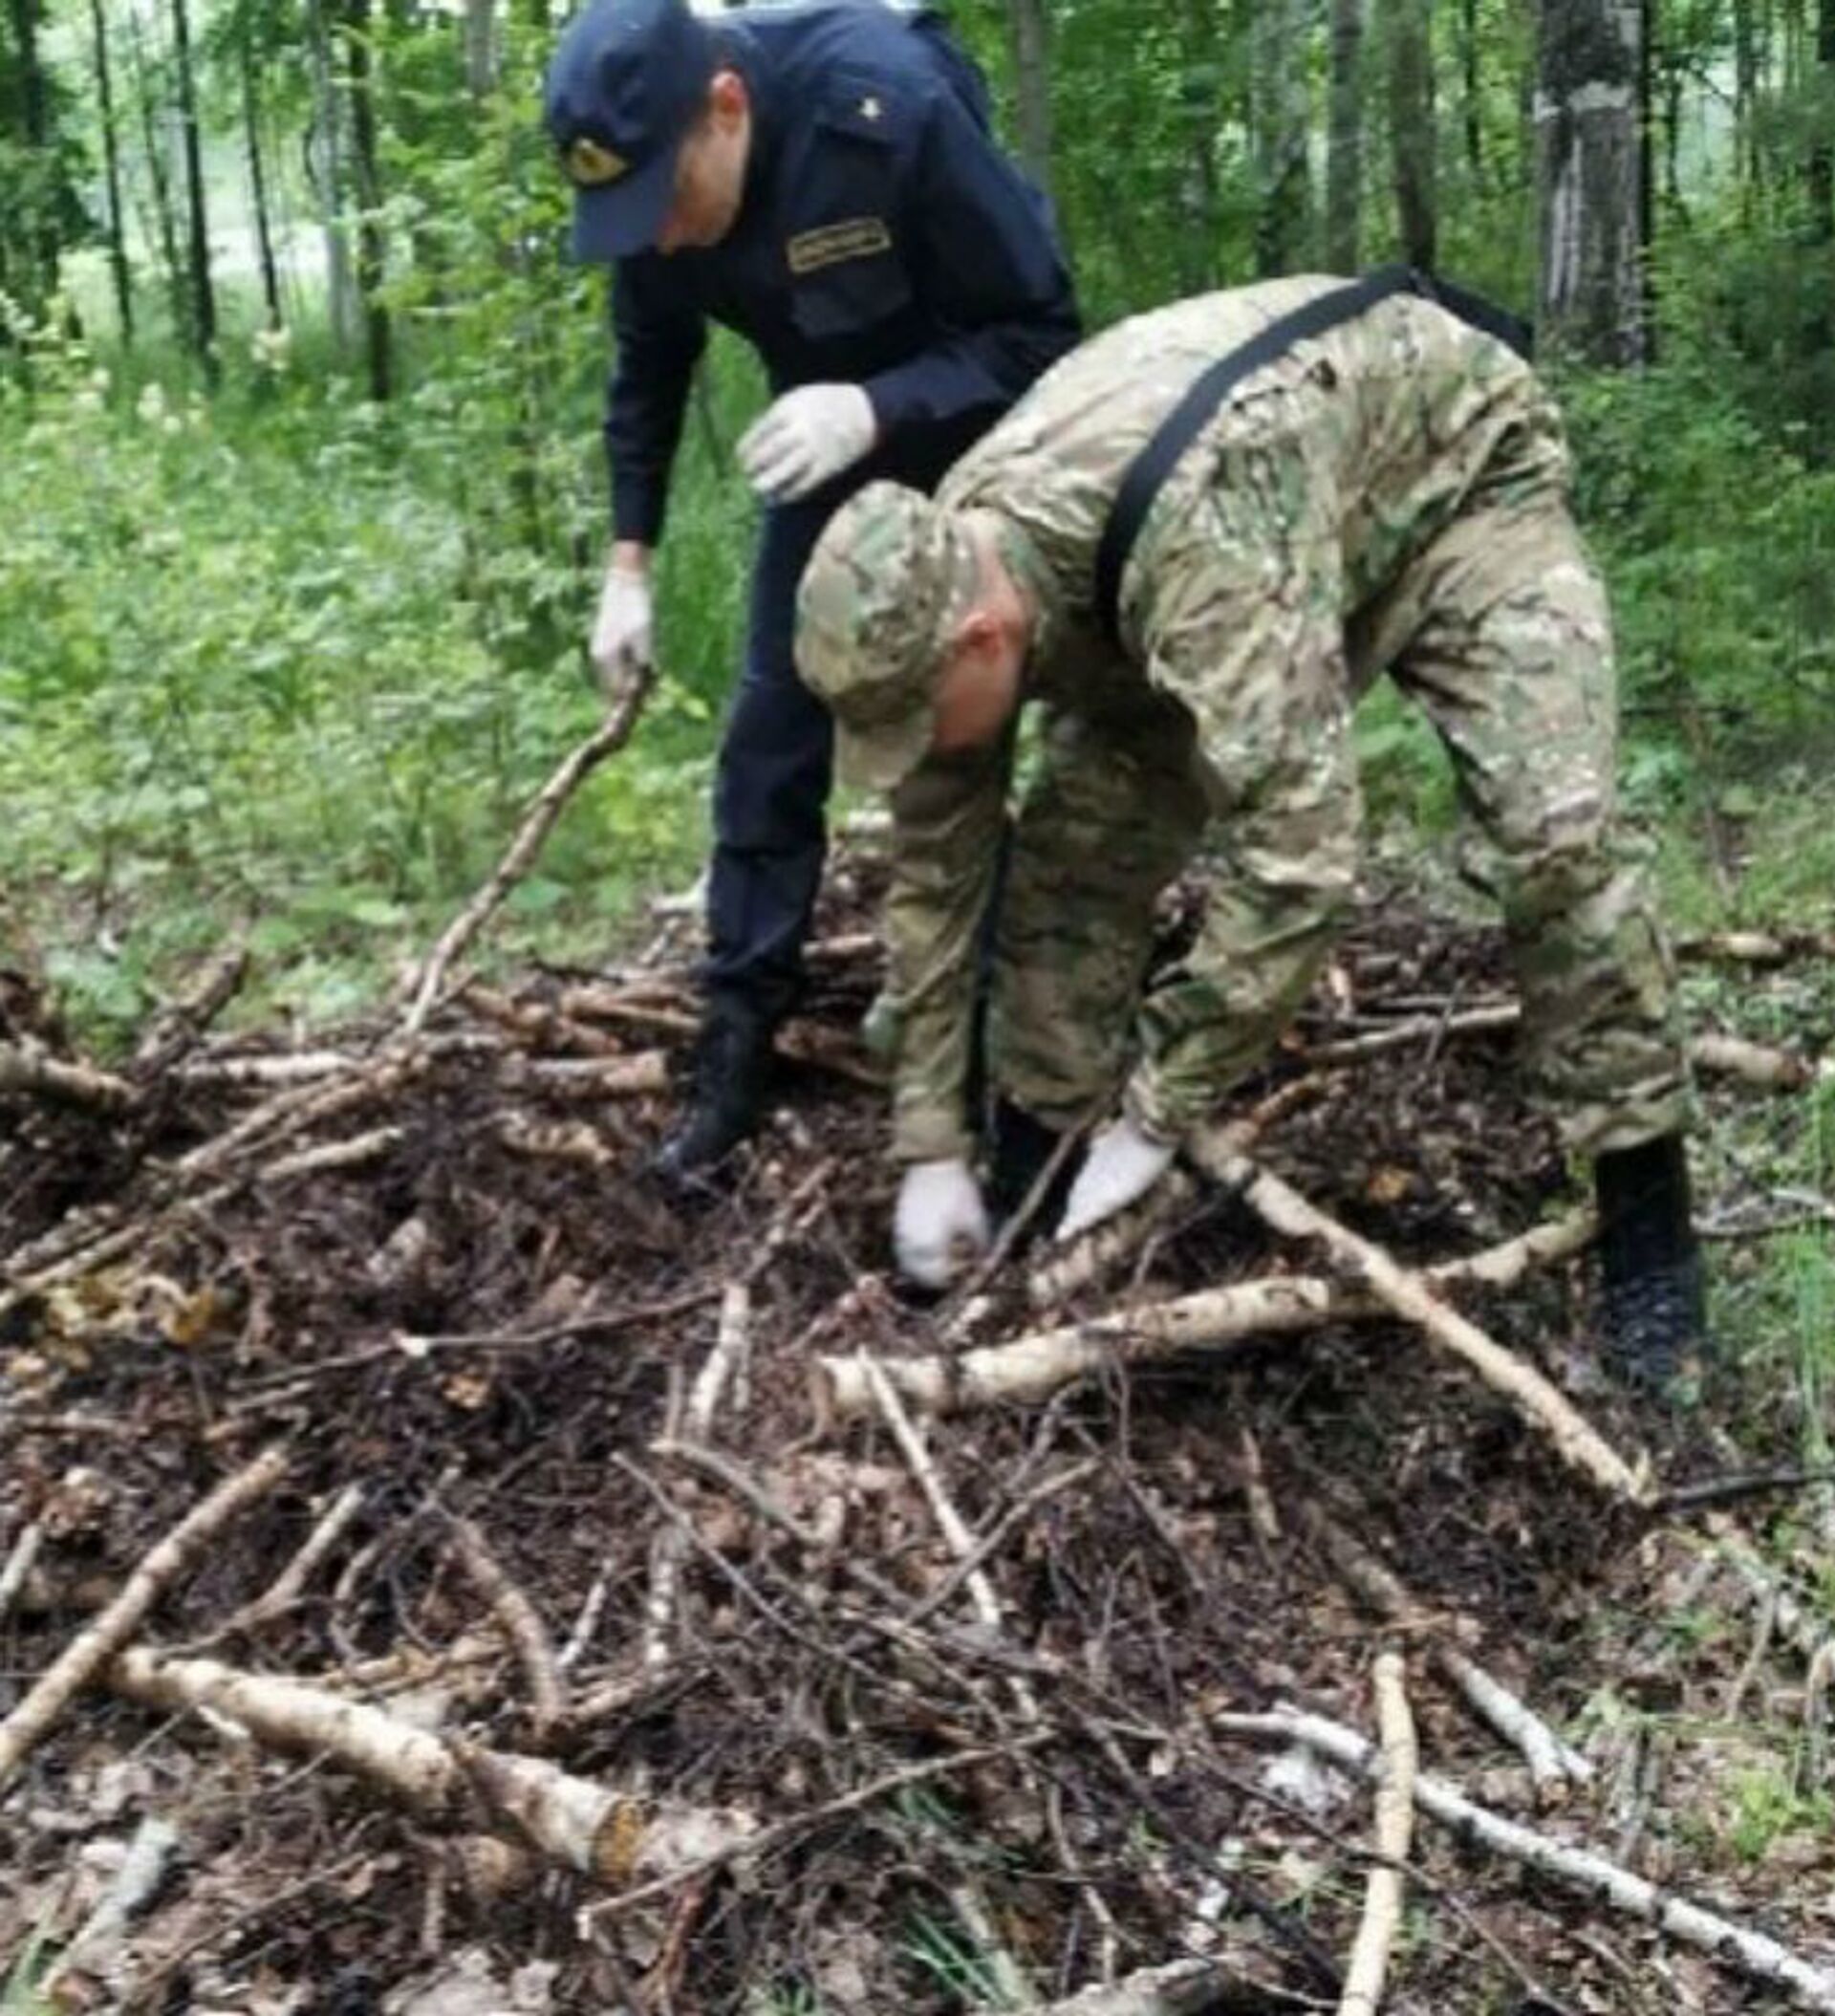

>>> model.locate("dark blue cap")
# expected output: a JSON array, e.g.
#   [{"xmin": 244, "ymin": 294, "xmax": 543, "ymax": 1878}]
[{"xmin": 544, "ymin": 0, "xmax": 716, "ymax": 262}]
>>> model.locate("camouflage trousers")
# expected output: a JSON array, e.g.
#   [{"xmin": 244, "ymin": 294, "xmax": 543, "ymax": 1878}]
[{"xmin": 987, "ymin": 419, "xmax": 1694, "ymax": 1158}]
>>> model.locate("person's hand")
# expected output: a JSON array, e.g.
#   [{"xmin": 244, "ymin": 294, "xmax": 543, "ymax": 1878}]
[
  {"xmin": 738, "ymin": 384, "xmax": 877, "ymax": 503},
  {"xmin": 590, "ymin": 552, "xmax": 654, "ymax": 704},
  {"xmin": 1055, "ymin": 1116, "xmax": 1176, "ymax": 1242},
  {"xmin": 895, "ymin": 1158, "xmax": 991, "ymax": 1289}
]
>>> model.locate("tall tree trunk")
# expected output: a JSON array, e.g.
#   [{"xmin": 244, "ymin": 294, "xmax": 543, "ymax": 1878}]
[
  {"xmin": 1809, "ymin": 0, "xmax": 1835, "ymax": 234},
  {"xmin": 6, "ymin": 0, "xmax": 58, "ymax": 313},
  {"xmin": 1386, "ymin": 0, "xmax": 1437, "ymax": 268},
  {"xmin": 1178, "ymin": 0, "xmax": 1225, "ymax": 291},
  {"xmin": 341, "ymin": 0, "xmax": 392, "ymax": 400},
  {"xmin": 1328, "ymin": 0, "xmax": 1365, "ymax": 269},
  {"xmin": 241, "ymin": 13, "xmax": 283, "ymax": 330},
  {"xmin": 306, "ymin": 0, "xmax": 356, "ymax": 352},
  {"xmin": 464, "ymin": 0, "xmax": 498, "ymax": 97},
  {"xmin": 1536, "ymin": 0, "xmax": 1645, "ymax": 362},
  {"xmin": 127, "ymin": 7, "xmax": 188, "ymax": 345},
  {"xmin": 1459, "ymin": 0, "xmax": 1483, "ymax": 178},
  {"xmin": 169, "ymin": 0, "xmax": 217, "ymax": 382},
  {"xmin": 1661, "ymin": 61, "xmax": 1686, "ymax": 217},
  {"xmin": 1733, "ymin": 0, "xmax": 1760, "ymax": 199},
  {"xmin": 1254, "ymin": 0, "xmax": 1312, "ymax": 273},
  {"xmin": 1005, "ymin": 0, "xmax": 1054, "ymax": 198},
  {"xmin": 1638, "ymin": 0, "xmax": 1654, "ymax": 347},
  {"xmin": 90, "ymin": 0, "xmax": 135, "ymax": 342}
]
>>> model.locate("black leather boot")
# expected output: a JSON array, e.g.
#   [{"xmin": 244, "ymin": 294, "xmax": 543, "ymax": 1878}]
[
  {"xmin": 1595, "ymin": 1133, "xmax": 1707, "ymax": 1386},
  {"xmin": 652, "ymin": 998, "xmax": 774, "ymax": 1183},
  {"xmin": 988, "ymin": 1098, "xmax": 1080, "ymax": 1228}
]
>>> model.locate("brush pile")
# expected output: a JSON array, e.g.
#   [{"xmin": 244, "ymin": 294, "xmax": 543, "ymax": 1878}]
[{"xmin": 5, "ymin": 827, "xmax": 1835, "ymax": 2016}]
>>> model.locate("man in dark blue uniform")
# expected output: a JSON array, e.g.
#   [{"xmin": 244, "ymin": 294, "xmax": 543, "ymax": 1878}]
[{"xmin": 545, "ymin": 0, "xmax": 1080, "ymax": 1178}]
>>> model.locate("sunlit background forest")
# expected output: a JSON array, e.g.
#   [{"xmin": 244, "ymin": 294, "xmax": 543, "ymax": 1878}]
[{"xmin": 1, "ymin": 0, "xmax": 1832, "ymax": 1027}]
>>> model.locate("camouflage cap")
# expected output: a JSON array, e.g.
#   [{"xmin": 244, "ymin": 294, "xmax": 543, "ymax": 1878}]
[{"xmin": 794, "ymin": 481, "xmax": 982, "ymax": 792}]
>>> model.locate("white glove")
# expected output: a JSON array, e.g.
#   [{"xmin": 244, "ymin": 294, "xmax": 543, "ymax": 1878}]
[
  {"xmin": 738, "ymin": 384, "xmax": 877, "ymax": 504},
  {"xmin": 589, "ymin": 559, "xmax": 654, "ymax": 704},
  {"xmin": 1055, "ymin": 1117, "xmax": 1176, "ymax": 1243},
  {"xmin": 895, "ymin": 1158, "xmax": 991, "ymax": 1290}
]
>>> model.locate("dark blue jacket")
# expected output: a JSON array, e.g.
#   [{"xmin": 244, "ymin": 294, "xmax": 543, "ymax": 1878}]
[{"xmin": 604, "ymin": 1, "xmax": 1080, "ymax": 543}]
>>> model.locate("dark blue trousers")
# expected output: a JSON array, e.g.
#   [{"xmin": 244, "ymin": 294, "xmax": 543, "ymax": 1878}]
[{"xmin": 703, "ymin": 432, "xmax": 969, "ymax": 1020}]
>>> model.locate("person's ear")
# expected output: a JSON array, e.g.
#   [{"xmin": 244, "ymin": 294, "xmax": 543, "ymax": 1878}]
[
  {"xmin": 709, "ymin": 69, "xmax": 748, "ymax": 129},
  {"xmin": 954, "ymin": 608, "xmax": 1002, "ymax": 661}
]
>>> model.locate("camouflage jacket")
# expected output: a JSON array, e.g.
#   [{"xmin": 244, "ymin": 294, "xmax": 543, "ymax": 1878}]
[{"xmin": 882, "ymin": 275, "xmax": 1551, "ymax": 1162}]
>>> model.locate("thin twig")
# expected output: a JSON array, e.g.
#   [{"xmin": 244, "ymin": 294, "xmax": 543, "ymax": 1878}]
[{"xmin": 401, "ymin": 673, "xmax": 655, "ymax": 1035}]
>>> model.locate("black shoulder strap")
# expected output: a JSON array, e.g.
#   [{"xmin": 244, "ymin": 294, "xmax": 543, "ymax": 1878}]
[
  {"xmin": 1091, "ymin": 264, "xmax": 1531, "ymax": 646},
  {"xmin": 1093, "ymin": 269, "xmax": 1414, "ymax": 646}
]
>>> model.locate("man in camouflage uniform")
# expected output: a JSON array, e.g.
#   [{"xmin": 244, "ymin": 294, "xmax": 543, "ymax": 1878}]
[{"xmin": 794, "ymin": 274, "xmax": 1705, "ymax": 1379}]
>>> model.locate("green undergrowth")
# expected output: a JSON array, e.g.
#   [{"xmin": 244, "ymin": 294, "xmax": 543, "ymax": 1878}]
[{"xmin": 0, "ymin": 322, "xmax": 766, "ymax": 1047}]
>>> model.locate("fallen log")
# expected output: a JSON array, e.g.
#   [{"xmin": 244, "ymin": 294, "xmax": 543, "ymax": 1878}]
[
  {"xmin": 814, "ymin": 1210, "xmax": 1595, "ymax": 1423},
  {"xmin": 1212, "ymin": 1702, "xmax": 1835, "ymax": 2013}
]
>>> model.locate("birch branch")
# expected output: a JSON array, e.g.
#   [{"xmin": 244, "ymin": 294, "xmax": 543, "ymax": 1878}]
[
  {"xmin": 1303, "ymin": 1003, "xmax": 1521, "ymax": 1066},
  {"xmin": 0, "ymin": 1445, "xmax": 290, "ymax": 1792},
  {"xmin": 172, "ymin": 1050, "xmax": 356, "ymax": 1087},
  {"xmin": 1302, "ymin": 1506, "xmax": 1591, "ymax": 1801},
  {"xmin": 686, "ymin": 1283, "xmax": 753, "ymax": 1441},
  {"xmin": 635, "ymin": 1284, "xmax": 753, "ymax": 1679},
  {"xmin": 41, "ymin": 1815, "xmax": 182, "ymax": 1990},
  {"xmin": 506, "ymin": 1051, "xmax": 671, "ymax": 1097},
  {"xmin": 400, "ymin": 672, "xmax": 655, "ymax": 1036},
  {"xmin": 1028, "ymin": 1076, "xmax": 1328, "ymax": 1307},
  {"xmin": 216, "ymin": 1483, "xmax": 366, "ymax": 1636},
  {"xmin": 1690, "ymin": 1032, "xmax": 1834, "ymax": 1093},
  {"xmin": 1295, "ymin": 991, "xmax": 1831, "ymax": 1094},
  {"xmin": 1213, "ymin": 1703, "xmax": 1835, "ymax": 2013},
  {"xmin": 856, "ymin": 1349, "xmax": 1043, "ymax": 1745},
  {"xmin": 1677, "ymin": 929, "xmax": 1835, "ymax": 965},
  {"xmin": 443, "ymin": 1510, "xmax": 565, "ymax": 1736},
  {"xmin": 1192, "ymin": 1147, "xmax": 1644, "ymax": 1501},
  {"xmin": 0, "ymin": 1043, "xmax": 140, "ymax": 1113},
  {"xmin": 0, "ymin": 1518, "xmax": 45, "ymax": 1628},
  {"xmin": 106, "ymin": 1645, "xmax": 680, "ymax": 1878},
  {"xmin": 814, "ymin": 1210, "xmax": 1596, "ymax": 1423},
  {"xmin": 1338, "ymin": 1652, "xmax": 1415, "ymax": 2016}
]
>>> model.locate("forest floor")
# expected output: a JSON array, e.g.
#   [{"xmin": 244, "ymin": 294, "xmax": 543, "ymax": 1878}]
[{"xmin": 5, "ymin": 836, "xmax": 1835, "ymax": 2016}]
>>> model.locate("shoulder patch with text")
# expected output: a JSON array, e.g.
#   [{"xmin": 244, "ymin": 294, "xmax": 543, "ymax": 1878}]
[{"xmin": 787, "ymin": 217, "xmax": 895, "ymax": 276}]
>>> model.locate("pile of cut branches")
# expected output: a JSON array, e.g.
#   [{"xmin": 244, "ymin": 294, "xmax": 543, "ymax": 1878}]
[{"xmin": 5, "ymin": 828, "xmax": 1835, "ymax": 2015}]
